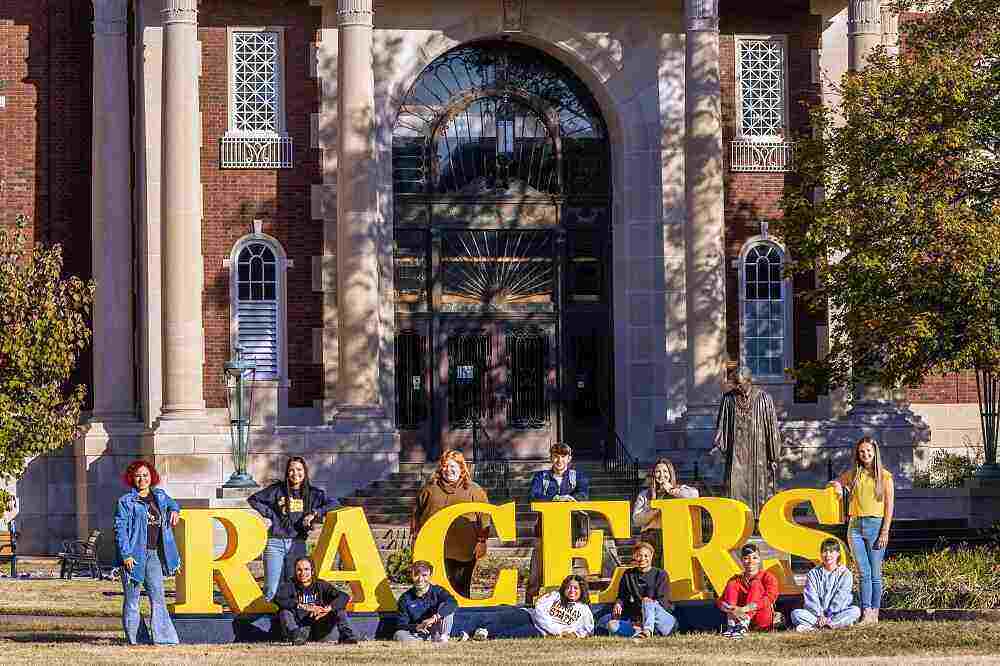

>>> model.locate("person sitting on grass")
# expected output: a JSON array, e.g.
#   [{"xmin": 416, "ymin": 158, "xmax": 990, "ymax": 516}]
[
  {"xmin": 597, "ymin": 541, "xmax": 676, "ymax": 639},
  {"xmin": 394, "ymin": 560, "xmax": 459, "ymax": 643},
  {"xmin": 717, "ymin": 543, "xmax": 779, "ymax": 639},
  {"xmin": 791, "ymin": 538, "xmax": 861, "ymax": 632},
  {"xmin": 504, "ymin": 574, "xmax": 596, "ymax": 639},
  {"xmin": 274, "ymin": 556, "xmax": 358, "ymax": 645}
]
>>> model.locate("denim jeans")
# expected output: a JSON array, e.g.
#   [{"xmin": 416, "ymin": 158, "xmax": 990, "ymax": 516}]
[
  {"xmin": 263, "ymin": 538, "xmax": 307, "ymax": 601},
  {"xmin": 121, "ymin": 549, "xmax": 179, "ymax": 645},
  {"xmin": 393, "ymin": 613, "xmax": 456, "ymax": 642},
  {"xmin": 598, "ymin": 600, "xmax": 677, "ymax": 637},
  {"xmin": 791, "ymin": 606, "xmax": 861, "ymax": 629},
  {"xmin": 848, "ymin": 517, "xmax": 887, "ymax": 610}
]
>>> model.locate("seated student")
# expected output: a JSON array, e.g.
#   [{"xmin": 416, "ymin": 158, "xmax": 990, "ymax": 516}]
[
  {"xmin": 274, "ymin": 556, "xmax": 358, "ymax": 645},
  {"xmin": 597, "ymin": 541, "xmax": 676, "ymax": 639},
  {"xmin": 791, "ymin": 538, "xmax": 861, "ymax": 632},
  {"xmin": 394, "ymin": 560, "xmax": 459, "ymax": 643},
  {"xmin": 505, "ymin": 574, "xmax": 595, "ymax": 638},
  {"xmin": 525, "ymin": 443, "xmax": 590, "ymax": 604},
  {"xmin": 717, "ymin": 543, "xmax": 779, "ymax": 639}
]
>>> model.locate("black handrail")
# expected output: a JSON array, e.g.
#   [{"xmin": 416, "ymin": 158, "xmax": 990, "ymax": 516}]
[
  {"xmin": 472, "ymin": 420, "xmax": 510, "ymax": 499},
  {"xmin": 597, "ymin": 409, "xmax": 641, "ymax": 498}
]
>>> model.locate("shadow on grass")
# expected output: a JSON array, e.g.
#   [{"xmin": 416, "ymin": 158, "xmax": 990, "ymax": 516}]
[{"xmin": 3, "ymin": 633, "xmax": 121, "ymax": 646}]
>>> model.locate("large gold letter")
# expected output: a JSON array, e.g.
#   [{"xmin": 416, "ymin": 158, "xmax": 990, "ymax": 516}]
[
  {"xmin": 411, "ymin": 501, "xmax": 517, "ymax": 607},
  {"xmin": 655, "ymin": 498, "xmax": 752, "ymax": 600},
  {"xmin": 312, "ymin": 507, "xmax": 396, "ymax": 611},
  {"xmin": 530, "ymin": 500, "xmax": 632, "ymax": 603},
  {"xmin": 758, "ymin": 486, "xmax": 848, "ymax": 592},
  {"xmin": 172, "ymin": 509, "xmax": 272, "ymax": 614}
]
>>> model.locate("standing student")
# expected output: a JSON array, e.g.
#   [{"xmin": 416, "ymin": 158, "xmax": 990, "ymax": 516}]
[
  {"xmin": 248, "ymin": 457, "xmax": 338, "ymax": 601},
  {"xmin": 273, "ymin": 557, "xmax": 357, "ymax": 644},
  {"xmin": 394, "ymin": 560, "xmax": 459, "ymax": 642},
  {"xmin": 597, "ymin": 541, "xmax": 676, "ymax": 639},
  {"xmin": 113, "ymin": 460, "xmax": 181, "ymax": 645},
  {"xmin": 524, "ymin": 443, "xmax": 590, "ymax": 603},
  {"xmin": 412, "ymin": 449, "xmax": 491, "ymax": 597},
  {"xmin": 791, "ymin": 538, "xmax": 861, "ymax": 632},
  {"xmin": 828, "ymin": 436, "xmax": 894, "ymax": 623},
  {"xmin": 717, "ymin": 543, "xmax": 779, "ymax": 639},
  {"xmin": 632, "ymin": 458, "xmax": 699, "ymax": 567}
]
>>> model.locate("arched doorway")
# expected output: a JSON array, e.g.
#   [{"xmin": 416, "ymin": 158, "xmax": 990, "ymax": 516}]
[{"xmin": 391, "ymin": 41, "xmax": 613, "ymax": 461}]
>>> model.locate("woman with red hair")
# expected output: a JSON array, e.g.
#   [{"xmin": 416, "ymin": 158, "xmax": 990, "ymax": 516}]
[
  {"xmin": 114, "ymin": 460, "xmax": 181, "ymax": 645},
  {"xmin": 411, "ymin": 449, "xmax": 491, "ymax": 597}
]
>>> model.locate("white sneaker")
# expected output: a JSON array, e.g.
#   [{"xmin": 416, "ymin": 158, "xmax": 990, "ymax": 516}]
[
  {"xmin": 472, "ymin": 627, "xmax": 489, "ymax": 641},
  {"xmin": 795, "ymin": 624, "xmax": 816, "ymax": 633},
  {"xmin": 459, "ymin": 631, "xmax": 470, "ymax": 641}
]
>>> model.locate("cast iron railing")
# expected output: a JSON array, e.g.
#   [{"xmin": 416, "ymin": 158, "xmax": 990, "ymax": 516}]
[
  {"xmin": 597, "ymin": 408, "xmax": 641, "ymax": 498},
  {"xmin": 472, "ymin": 419, "xmax": 510, "ymax": 499}
]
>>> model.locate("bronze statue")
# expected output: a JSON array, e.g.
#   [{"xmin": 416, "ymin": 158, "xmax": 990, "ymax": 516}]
[{"xmin": 711, "ymin": 367, "xmax": 783, "ymax": 520}]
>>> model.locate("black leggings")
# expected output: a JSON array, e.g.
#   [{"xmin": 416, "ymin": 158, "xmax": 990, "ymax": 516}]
[{"xmin": 445, "ymin": 558, "xmax": 476, "ymax": 597}]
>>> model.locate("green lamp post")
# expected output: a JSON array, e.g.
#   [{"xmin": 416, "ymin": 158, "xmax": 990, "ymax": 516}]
[{"xmin": 223, "ymin": 345, "xmax": 259, "ymax": 488}]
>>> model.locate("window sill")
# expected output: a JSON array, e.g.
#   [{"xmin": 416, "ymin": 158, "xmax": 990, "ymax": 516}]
[{"xmin": 220, "ymin": 133, "xmax": 294, "ymax": 169}]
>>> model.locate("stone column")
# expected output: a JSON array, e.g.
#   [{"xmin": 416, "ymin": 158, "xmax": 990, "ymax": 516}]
[
  {"xmin": 159, "ymin": 0, "xmax": 205, "ymax": 418},
  {"xmin": 881, "ymin": 5, "xmax": 900, "ymax": 57},
  {"xmin": 335, "ymin": 0, "xmax": 382, "ymax": 419},
  {"xmin": 848, "ymin": 0, "xmax": 882, "ymax": 72},
  {"xmin": 683, "ymin": 0, "xmax": 727, "ymax": 437},
  {"xmin": 91, "ymin": 0, "xmax": 135, "ymax": 421}
]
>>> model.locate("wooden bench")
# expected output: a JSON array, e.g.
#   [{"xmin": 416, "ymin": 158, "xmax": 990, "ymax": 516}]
[
  {"xmin": 58, "ymin": 529, "xmax": 103, "ymax": 579},
  {"xmin": 0, "ymin": 520, "xmax": 16, "ymax": 577}
]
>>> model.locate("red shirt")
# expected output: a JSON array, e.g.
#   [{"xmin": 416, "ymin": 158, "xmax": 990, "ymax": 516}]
[{"xmin": 716, "ymin": 569, "xmax": 779, "ymax": 610}]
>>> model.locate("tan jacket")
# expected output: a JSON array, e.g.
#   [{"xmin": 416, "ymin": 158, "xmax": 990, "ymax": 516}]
[{"xmin": 413, "ymin": 479, "xmax": 490, "ymax": 562}]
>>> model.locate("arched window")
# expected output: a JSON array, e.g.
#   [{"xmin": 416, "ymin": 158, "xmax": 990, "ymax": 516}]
[
  {"xmin": 739, "ymin": 240, "xmax": 791, "ymax": 379},
  {"xmin": 229, "ymin": 237, "xmax": 287, "ymax": 381}
]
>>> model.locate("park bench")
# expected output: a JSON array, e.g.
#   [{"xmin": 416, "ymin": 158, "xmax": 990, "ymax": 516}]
[
  {"xmin": 0, "ymin": 520, "xmax": 17, "ymax": 577},
  {"xmin": 58, "ymin": 528, "xmax": 105, "ymax": 579}
]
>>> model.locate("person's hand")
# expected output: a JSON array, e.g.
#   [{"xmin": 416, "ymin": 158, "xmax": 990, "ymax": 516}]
[
  {"xmin": 123, "ymin": 557, "xmax": 136, "ymax": 572},
  {"xmin": 169, "ymin": 511, "xmax": 179, "ymax": 528},
  {"xmin": 829, "ymin": 480, "xmax": 844, "ymax": 496},
  {"xmin": 612, "ymin": 601, "xmax": 623, "ymax": 619},
  {"xmin": 312, "ymin": 605, "xmax": 331, "ymax": 619},
  {"xmin": 641, "ymin": 596, "xmax": 654, "ymax": 604},
  {"xmin": 876, "ymin": 530, "xmax": 889, "ymax": 550},
  {"xmin": 302, "ymin": 513, "xmax": 316, "ymax": 529},
  {"xmin": 474, "ymin": 540, "xmax": 487, "ymax": 559},
  {"xmin": 817, "ymin": 615, "xmax": 829, "ymax": 628}
]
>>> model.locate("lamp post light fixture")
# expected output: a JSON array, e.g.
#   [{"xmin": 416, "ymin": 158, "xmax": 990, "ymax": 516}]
[{"xmin": 223, "ymin": 345, "xmax": 259, "ymax": 488}]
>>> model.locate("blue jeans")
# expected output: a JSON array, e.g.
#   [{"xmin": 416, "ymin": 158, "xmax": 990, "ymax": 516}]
[
  {"xmin": 122, "ymin": 549, "xmax": 179, "ymax": 645},
  {"xmin": 791, "ymin": 606, "xmax": 861, "ymax": 628},
  {"xmin": 848, "ymin": 517, "xmax": 887, "ymax": 610},
  {"xmin": 262, "ymin": 538, "xmax": 306, "ymax": 601},
  {"xmin": 598, "ymin": 600, "xmax": 677, "ymax": 637}
]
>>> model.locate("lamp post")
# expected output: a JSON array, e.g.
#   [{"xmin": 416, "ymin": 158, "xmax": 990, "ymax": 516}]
[
  {"xmin": 223, "ymin": 345, "xmax": 258, "ymax": 488},
  {"xmin": 975, "ymin": 264, "xmax": 1000, "ymax": 480}
]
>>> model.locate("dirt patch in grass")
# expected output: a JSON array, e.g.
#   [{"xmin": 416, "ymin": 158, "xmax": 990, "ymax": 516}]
[{"xmin": 0, "ymin": 622, "xmax": 999, "ymax": 665}]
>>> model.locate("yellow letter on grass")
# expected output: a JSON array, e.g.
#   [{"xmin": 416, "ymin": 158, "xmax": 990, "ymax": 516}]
[
  {"xmin": 412, "ymin": 501, "xmax": 517, "ymax": 608},
  {"xmin": 312, "ymin": 507, "xmax": 396, "ymax": 612},
  {"xmin": 654, "ymin": 498, "xmax": 752, "ymax": 601},
  {"xmin": 758, "ymin": 486, "xmax": 848, "ymax": 593},
  {"xmin": 530, "ymin": 500, "xmax": 632, "ymax": 603},
  {"xmin": 172, "ymin": 508, "xmax": 272, "ymax": 614}
]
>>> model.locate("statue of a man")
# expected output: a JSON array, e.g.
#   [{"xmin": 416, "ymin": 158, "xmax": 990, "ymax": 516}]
[{"xmin": 711, "ymin": 367, "xmax": 783, "ymax": 520}]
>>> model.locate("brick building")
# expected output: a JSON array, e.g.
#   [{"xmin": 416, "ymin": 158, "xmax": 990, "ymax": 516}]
[{"xmin": 0, "ymin": 0, "xmax": 984, "ymax": 552}]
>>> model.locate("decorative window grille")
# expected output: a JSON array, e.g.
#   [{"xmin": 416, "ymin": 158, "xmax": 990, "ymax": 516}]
[
  {"xmin": 448, "ymin": 333, "xmax": 493, "ymax": 428},
  {"xmin": 733, "ymin": 37, "xmax": 791, "ymax": 172},
  {"xmin": 506, "ymin": 329, "xmax": 549, "ymax": 429},
  {"xmin": 223, "ymin": 29, "xmax": 293, "ymax": 169},
  {"xmin": 395, "ymin": 330, "xmax": 428, "ymax": 429},
  {"xmin": 741, "ymin": 243, "xmax": 787, "ymax": 378},
  {"xmin": 235, "ymin": 242, "xmax": 280, "ymax": 379}
]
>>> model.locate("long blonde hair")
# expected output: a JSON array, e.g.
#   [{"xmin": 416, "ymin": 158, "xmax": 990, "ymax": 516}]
[
  {"xmin": 849, "ymin": 436, "xmax": 887, "ymax": 501},
  {"xmin": 432, "ymin": 449, "xmax": 472, "ymax": 489},
  {"xmin": 647, "ymin": 457, "xmax": 678, "ymax": 501}
]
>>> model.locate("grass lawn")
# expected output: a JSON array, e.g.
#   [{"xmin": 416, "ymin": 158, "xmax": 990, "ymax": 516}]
[
  {"xmin": 1, "ymin": 621, "xmax": 999, "ymax": 664},
  {"xmin": 0, "ymin": 578, "xmax": 161, "ymax": 617}
]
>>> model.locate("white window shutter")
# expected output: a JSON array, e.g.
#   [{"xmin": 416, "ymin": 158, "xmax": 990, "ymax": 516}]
[{"xmin": 237, "ymin": 300, "xmax": 278, "ymax": 379}]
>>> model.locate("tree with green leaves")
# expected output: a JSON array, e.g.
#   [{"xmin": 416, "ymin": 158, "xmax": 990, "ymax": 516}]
[
  {"xmin": 0, "ymin": 214, "xmax": 95, "ymax": 513},
  {"xmin": 777, "ymin": 0, "xmax": 1000, "ymax": 474}
]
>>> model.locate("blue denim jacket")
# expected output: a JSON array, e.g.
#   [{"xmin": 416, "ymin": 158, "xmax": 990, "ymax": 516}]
[{"xmin": 114, "ymin": 488, "xmax": 182, "ymax": 584}]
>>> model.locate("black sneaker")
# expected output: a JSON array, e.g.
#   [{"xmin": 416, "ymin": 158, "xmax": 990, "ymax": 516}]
[{"xmin": 292, "ymin": 627, "xmax": 311, "ymax": 645}]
